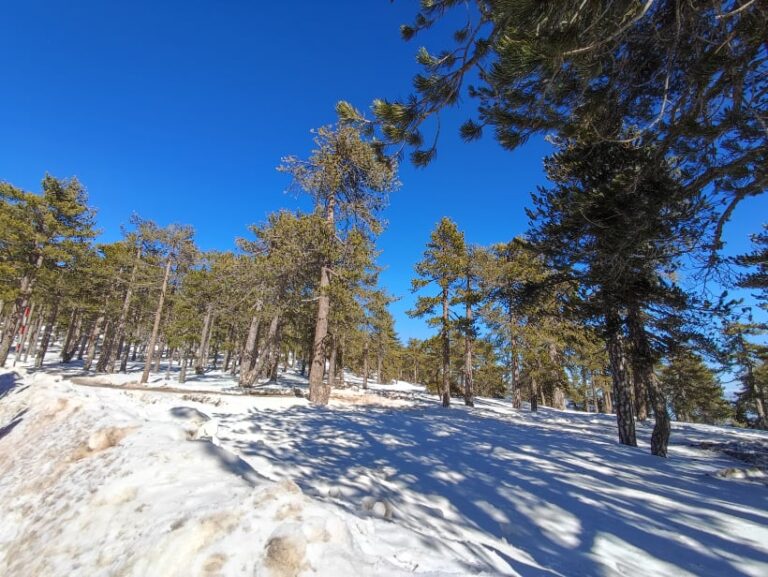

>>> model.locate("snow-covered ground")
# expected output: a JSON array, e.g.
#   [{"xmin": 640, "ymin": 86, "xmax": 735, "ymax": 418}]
[{"xmin": 2, "ymin": 354, "xmax": 767, "ymax": 577}]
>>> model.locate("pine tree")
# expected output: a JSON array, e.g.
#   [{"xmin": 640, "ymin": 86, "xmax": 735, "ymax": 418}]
[
  {"xmin": 409, "ymin": 217, "xmax": 466, "ymax": 407},
  {"xmin": 279, "ymin": 123, "xmax": 399, "ymax": 405},
  {"xmin": 528, "ymin": 139, "xmax": 712, "ymax": 456},
  {"xmin": 0, "ymin": 175, "xmax": 96, "ymax": 366},
  {"xmin": 660, "ymin": 349, "xmax": 732, "ymax": 424},
  {"xmin": 340, "ymin": 1, "xmax": 766, "ymax": 243}
]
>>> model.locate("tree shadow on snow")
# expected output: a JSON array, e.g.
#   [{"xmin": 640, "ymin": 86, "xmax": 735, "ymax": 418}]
[{"xmin": 215, "ymin": 399, "xmax": 768, "ymax": 577}]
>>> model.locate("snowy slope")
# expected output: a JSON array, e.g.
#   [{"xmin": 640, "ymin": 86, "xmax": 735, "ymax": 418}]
[{"xmin": 2, "ymin": 361, "xmax": 767, "ymax": 577}]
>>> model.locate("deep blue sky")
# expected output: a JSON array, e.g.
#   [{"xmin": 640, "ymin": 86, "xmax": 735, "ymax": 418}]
[{"xmin": 1, "ymin": 1, "xmax": 765, "ymax": 340}]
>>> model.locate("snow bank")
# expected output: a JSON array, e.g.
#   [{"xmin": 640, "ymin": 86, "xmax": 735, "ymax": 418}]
[{"xmin": 0, "ymin": 368, "xmax": 480, "ymax": 576}]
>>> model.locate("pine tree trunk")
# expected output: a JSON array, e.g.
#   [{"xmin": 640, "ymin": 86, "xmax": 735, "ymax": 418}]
[
  {"xmin": 141, "ymin": 258, "xmax": 172, "ymax": 384},
  {"xmin": 632, "ymin": 365, "xmax": 649, "ymax": 421},
  {"xmin": 107, "ymin": 244, "xmax": 141, "ymax": 372},
  {"xmin": 627, "ymin": 306, "xmax": 670, "ymax": 457},
  {"xmin": 61, "ymin": 309, "xmax": 81, "ymax": 363},
  {"xmin": 268, "ymin": 322, "xmax": 282, "ymax": 383},
  {"xmin": 83, "ymin": 313, "xmax": 105, "ymax": 371},
  {"xmin": 179, "ymin": 349, "xmax": 189, "ymax": 383},
  {"xmin": 308, "ymin": 265, "xmax": 331, "ymax": 404},
  {"xmin": 34, "ymin": 303, "xmax": 59, "ymax": 368},
  {"xmin": 463, "ymin": 327, "xmax": 474, "ymax": 406},
  {"xmin": 244, "ymin": 313, "xmax": 279, "ymax": 386},
  {"xmin": 195, "ymin": 303, "xmax": 214, "ymax": 374},
  {"xmin": 362, "ymin": 338, "xmax": 369, "ymax": 390},
  {"xmin": 119, "ymin": 337, "xmax": 131, "ymax": 373},
  {"xmin": 605, "ymin": 308, "xmax": 637, "ymax": 447},
  {"xmin": 239, "ymin": 313, "xmax": 261, "ymax": 384},
  {"xmin": 23, "ymin": 305, "xmax": 45, "ymax": 363},
  {"xmin": 96, "ymin": 321, "xmax": 115, "ymax": 372},
  {"xmin": 530, "ymin": 376, "xmax": 539, "ymax": 412},
  {"xmin": 327, "ymin": 336, "xmax": 337, "ymax": 389},
  {"xmin": 0, "ymin": 252, "xmax": 44, "ymax": 367},
  {"xmin": 12, "ymin": 302, "xmax": 36, "ymax": 367},
  {"xmin": 602, "ymin": 384, "xmax": 613, "ymax": 413},
  {"xmin": 440, "ymin": 287, "xmax": 451, "ymax": 407}
]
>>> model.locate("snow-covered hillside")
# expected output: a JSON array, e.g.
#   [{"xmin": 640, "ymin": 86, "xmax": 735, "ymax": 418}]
[{"xmin": 1, "ymin": 361, "xmax": 767, "ymax": 577}]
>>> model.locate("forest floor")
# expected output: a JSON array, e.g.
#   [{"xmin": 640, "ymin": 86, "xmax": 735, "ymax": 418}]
[{"xmin": 1, "ymin": 356, "xmax": 767, "ymax": 577}]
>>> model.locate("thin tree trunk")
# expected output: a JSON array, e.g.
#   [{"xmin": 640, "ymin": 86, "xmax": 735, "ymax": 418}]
[
  {"xmin": 627, "ymin": 306, "xmax": 670, "ymax": 457},
  {"xmin": 141, "ymin": 258, "xmax": 172, "ymax": 384},
  {"xmin": 107, "ymin": 244, "xmax": 141, "ymax": 372},
  {"xmin": 464, "ymin": 284, "xmax": 474, "ymax": 407},
  {"xmin": 12, "ymin": 302, "xmax": 36, "ymax": 367},
  {"xmin": 602, "ymin": 383, "xmax": 613, "ymax": 413},
  {"xmin": 244, "ymin": 313, "xmax": 279, "ymax": 386},
  {"xmin": 327, "ymin": 335, "xmax": 337, "ymax": 388},
  {"xmin": 96, "ymin": 321, "xmax": 115, "ymax": 372},
  {"xmin": 605, "ymin": 308, "xmax": 637, "ymax": 447},
  {"xmin": 195, "ymin": 303, "xmax": 214, "ymax": 374},
  {"xmin": 0, "ymin": 253, "xmax": 44, "ymax": 367},
  {"xmin": 362, "ymin": 338, "xmax": 369, "ymax": 389},
  {"xmin": 83, "ymin": 313, "xmax": 105, "ymax": 371},
  {"xmin": 179, "ymin": 349, "xmax": 189, "ymax": 383},
  {"xmin": 61, "ymin": 309, "xmax": 82, "ymax": 363},
  {"xmin": 23, "ymin": 305, "xmax": 45, "ymax": 363},
  {"xmin": 34, "ymin": 302, "xmax": 59, "ymax": 368},
  {"xmin": 440, "ymin": 286, "xmax": 451, "ymax": 407},
  {"xmin": 239, "ymin": 313, "xmax": 261, "ymax": 384}
]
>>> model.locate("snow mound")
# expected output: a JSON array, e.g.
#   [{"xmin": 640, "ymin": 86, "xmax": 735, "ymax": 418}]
[{"xmin": 0, "ymin": 369, "xmax": 480, "ymax": 576}]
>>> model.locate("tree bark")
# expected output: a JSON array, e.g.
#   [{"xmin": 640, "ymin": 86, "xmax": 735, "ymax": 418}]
[
  {"xmin": 440, "ymin": 286, "xmax": 451, "ymax": 407},
  {"xmin": 239, "ymin": 313, "xmax": 261, "ymax": 385},
  {"xmin": 0, "ymin": 252, "xmax": 44, "ymax": 367},
  {"xmin": 362, "ymin": 338, "xmax": 369, "ymax": 390},
  {"xmin": 244, "ymin": 313, "xmax": 280, "ymax": 386},
  {"xmin": 463, "ymin": 286, "xmax": 474, "ymax": 407},
  {"xmin": 83, "ymin": 313, "xmax": 105, "ymax": 371},
  {"xmin": 605, "ymin": 308, "xmax": 637, "ymax": 447},
  {"xmin": 22, "ymin": 305, "xmax": 45, "ymax": 363},
  {"xmin": 141, "ymin": 258, "xmax": 172, "ymax": 384},
  {"xmin": 195, "ymin": 302, "xmax": 215, "ymax": 375},
  {"xmin": 107, "ymin": 243, "xmax": 141, "ymax": 372},
  {"xmin": 34, "ymin": 302, "xmax": 59, "ymax": 368},
  {"xmin": 327, "ymin": 336, "xmax": 337, "ymax": 389},
  {"xmin": 61, "ymin": 309, "xmax": 81, "ymax": 363},
  {"xmin": 627, "ymin": 306, "xmax": 670, "ymax": 457},
  {"xmin": 308, "ymin": 265, "xmax": 331, "ymax": 404}
]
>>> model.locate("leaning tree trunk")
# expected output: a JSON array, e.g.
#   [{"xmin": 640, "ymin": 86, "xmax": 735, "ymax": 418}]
[
  {"xmin": 13, "ymin": 302, "xmax": 36, "ymax": 367},
  {"xmin": 239, "ymin": 314, "xmax": 261, "ymax": 385},
  {"xmin": 0, "ymin": 253, "xmax": 44, "ymax": 367},
  {"xmin": 440, "ymin": 286, "xmax": 451, "ymax": 407},
  {"xmin": 83, "ymin": 313, "xmax": 105, "ymax": 371},
  {"xmin": 22, "ymin": 305, "xmax": 45, "ymax": 363},
  {"xmin": 244, "ymin": 313, "xmax": 280, "ymax": 386},
  {"xmin": 61, "ymin": 309, "xmax": 82, "ymax": 363},
  {"xmin": 34, "ymin": 302, "xmax": 59, "ymax": 368},
  {"xmin": 605, "ymin": 308, "xmax": 637, "ymax": 447},
  {"xmin": 141, "ymin": 258, "xmax": 172, "ymax": 384},
  {"xmin": 627, "ymin": 306, "xmax": 670, "ymax": 457}
]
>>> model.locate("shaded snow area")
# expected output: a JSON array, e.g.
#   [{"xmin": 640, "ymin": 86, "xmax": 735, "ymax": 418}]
[{"xmin": 1, "ymin": 364, "xmax": 768, "ymax": 577}]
